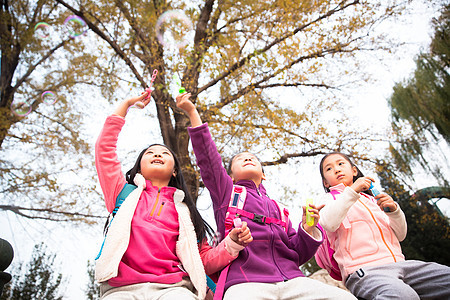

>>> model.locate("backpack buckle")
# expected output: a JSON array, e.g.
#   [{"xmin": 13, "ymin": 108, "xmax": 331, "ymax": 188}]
[{"xmin": 252, "ymin": 213, "xmax": 266, "ymax": 224}]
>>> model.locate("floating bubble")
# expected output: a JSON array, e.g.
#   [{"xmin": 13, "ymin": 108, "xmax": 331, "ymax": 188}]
[
  {"xmin": 11, "ymin": 98, "xmax": 32, "ymax": 117},
  {"xmin": 34, "ymin": 22, "xmax": 51, "ymax": 39},
  {"xmin": 64, "ymin": 15, "xmax": 87, "ymax": 38},
  {"xmin": 155, "ymin": 10, "xmax": 194, "ymax": 49},
  {"xmin": 41, "ymin": 91, "xmax": 57, "ymax": 105}
]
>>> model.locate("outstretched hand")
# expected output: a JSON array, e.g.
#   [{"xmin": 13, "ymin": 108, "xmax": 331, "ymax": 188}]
[
  {"xmin": 129, "ymin": 91, "xmax": 152, "ymax": 108},
  {"xmin": 176, "ymin": 92, "xmax": 195, "ymax": 113},
  {"xmin": 113, "ymin": 91, "xmax": 153, "ymax": 117},
  {"xmin": 175, "ymin": 92, "xmax": 203, "ymax": 127}
]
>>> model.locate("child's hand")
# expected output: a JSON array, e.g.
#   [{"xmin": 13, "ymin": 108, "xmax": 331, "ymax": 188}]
[
  {"xmin": 127, "ymin": 91, "xmax": 152, "ymax": 108},
  {"xmin": 229, "ymin": 221, "xmax": 253, "ymax": 247},
  {"xmin": 176, "ymin": 92, "xmax": 195, "ymax": 114},
  {"xmin": 375, "ymin": 193, "xmax": 397, "ymax": 212},
  {"xmin": 351, "ymin": 176, "xmax": 375, "ymax": 194},
  {"xmin": 175, "ymin": 92, "xmax": 203, "ymax": 127},
  {"xmin": 302, "ymin": 203, "xmax": 325, "ymax": 232},
  {"xmin": 114, "ymin": 91, "xmax": 152, "ymax": 117}
]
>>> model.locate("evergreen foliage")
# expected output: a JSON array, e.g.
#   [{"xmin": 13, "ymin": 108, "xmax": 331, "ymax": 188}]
[
  {"xmin": 85, "ymin": 260, "xmax": 100, "ymax": 300},
  {"xmin": 388, "ymin": 4, "xmax": 450, "ymax": 183},
  {"xmin": 0, "ymin": 243, "xmax": 65, "ymax": 300}
]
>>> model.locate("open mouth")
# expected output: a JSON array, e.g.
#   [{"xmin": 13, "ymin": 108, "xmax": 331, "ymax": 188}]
[
  {"xmin": 337, "ymin": 174, "xmax": 345, "ymax": 180},
  {"xmin": 243, "ymin": 163, "xmax": 255, "ymax": 167},
  {"xmin": 151, "ymin": 159, "xmax": 164, "ymax": 165}
]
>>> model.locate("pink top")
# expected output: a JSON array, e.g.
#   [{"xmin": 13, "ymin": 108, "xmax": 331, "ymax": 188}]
[
  {"xmin": 318, "ymin": 184, "xmax": 406, "ymax": 279},
  {"xmin": 95, "ymin": 115, "xmax": 239, "ymax": 287}
]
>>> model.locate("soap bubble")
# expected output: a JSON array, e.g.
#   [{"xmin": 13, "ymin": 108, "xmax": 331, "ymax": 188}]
[
  {"xmin": 41, "ymin": 91, "xmax": 57, "ymax": 105},
  {"xmin": 11, "ymin": 98, "xmax": 32, "ymax": 117},
  {"xmin": 34, "ymin": 22, "xmax": 51, "ymax": 39},
  {"xmin": 64, "ymin": 15, "xmax": 87, "ymax": 38},
  {"xmin": 155, "ymin": 10, "xmax": 194, "ymax": 49}
]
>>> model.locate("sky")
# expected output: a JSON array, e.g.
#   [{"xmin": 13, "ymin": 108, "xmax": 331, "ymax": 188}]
[{"xmin": 1, "ymin": 1, "xmax": 448, "ymax": 299}]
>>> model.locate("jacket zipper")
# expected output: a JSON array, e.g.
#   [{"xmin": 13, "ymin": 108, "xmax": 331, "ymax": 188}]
[
  {"xmin": 358, "ymin": 199, "xmax": 396, "ymax": 262},
  {"xmin": 157, "ymin": 202, "xmax": 165, "ymax": 216},
  {"xmin": 150, "ymin": 188, "xmax": 161, "ymax": 217},
  {"xmin": 265, "ymin": 192, "xmax": 287, "ymax": 280}
]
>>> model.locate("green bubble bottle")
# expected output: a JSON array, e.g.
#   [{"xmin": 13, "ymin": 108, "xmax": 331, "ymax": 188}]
[{"xmin": 305, "ymin": 198, "xmax": 315, "ymax": 226}]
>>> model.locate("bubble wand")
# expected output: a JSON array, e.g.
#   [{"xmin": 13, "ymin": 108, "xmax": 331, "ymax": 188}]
[
  {"xmin": 173, "ymin": 74, "xmax": 186, "ymax": 94},
  {"xmin": 135, "ymin": 69, "xmax": 158, "ymax": 108}
]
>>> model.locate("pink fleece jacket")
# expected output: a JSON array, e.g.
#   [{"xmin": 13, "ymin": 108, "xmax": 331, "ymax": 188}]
[
  {"xmin": 318, "ymin": 184, "xmax": 406, "ymax": 280},
  {"xmin": 95, "ymin": 115, "xmax": 241, "ymax": 287}
]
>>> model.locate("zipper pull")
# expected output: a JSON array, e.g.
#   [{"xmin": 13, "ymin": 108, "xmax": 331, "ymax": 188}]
[{"xmin": 157, "ymin": 202, "xmax": 165, "ymax": 216}]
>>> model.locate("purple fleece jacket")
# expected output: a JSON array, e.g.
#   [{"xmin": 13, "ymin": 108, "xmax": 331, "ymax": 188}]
[{"xmin": 188, "ymin": 123, "xmax": 323, "ymax": 291}]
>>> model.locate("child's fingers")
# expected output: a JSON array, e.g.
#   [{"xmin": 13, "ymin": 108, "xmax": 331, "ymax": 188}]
[
  {"xmin": 238, "ymin": 230, "xmax": 251, "ymax": 240},
  {"xmin": 301, "ymin": 205, "xmax": 307, "ymax": 215},
  {"xmin": 239, "ymin": 232, "xmax": 253, "ymax": 244},
  {"xmin": 240, "ymin": 221, "xmax": 248, "ymax": 231},
  {"xmin": 377, "ymin": 194, "xmax": 396, "ymax": 211},
  {"xmin": 239, "ymin": 226, "xmax": 250, "ymax": 237}
]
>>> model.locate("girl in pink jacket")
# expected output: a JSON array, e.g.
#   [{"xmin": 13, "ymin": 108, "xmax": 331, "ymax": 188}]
[
  {"xmin": 317, "ymin": 152, "xmax": 450, "ymax": 300},
  {"xmin": 95, "ymin": 91, "xmax": 252, "ymax": 300}
]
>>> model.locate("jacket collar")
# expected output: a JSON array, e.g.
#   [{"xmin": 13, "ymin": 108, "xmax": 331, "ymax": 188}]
[
  {"xmin": 144, "ymin": 180, "xmax": 177, "ymax": 192},
  {"xmin": 329, "ymin": 183, "xmax": 346, "ymax": 194},
  {"xmin": 235, "ymin": 179, "xmax": 267, "ymax": 195}
]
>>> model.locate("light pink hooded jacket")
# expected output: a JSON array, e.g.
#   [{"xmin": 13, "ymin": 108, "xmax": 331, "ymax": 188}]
[{"xmin": 317, "ymin": 184, "xmax": 407, "ymax": 280}]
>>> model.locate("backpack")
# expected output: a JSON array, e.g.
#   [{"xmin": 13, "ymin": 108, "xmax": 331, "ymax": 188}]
[{"xmin": 314, "ymin": 191, "xmax": 342, "ymax": 281}]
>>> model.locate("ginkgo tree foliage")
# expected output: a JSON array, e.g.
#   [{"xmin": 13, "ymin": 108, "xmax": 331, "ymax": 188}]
[
  {"xmin": 0, "ymin": 0, "xmax": 104, "ymax": 222},
  {"xmin": 1, "ymin": 0, "xmax": 414, "ymax": 222}
]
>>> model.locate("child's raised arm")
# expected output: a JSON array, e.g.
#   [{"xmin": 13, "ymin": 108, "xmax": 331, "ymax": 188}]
[{"xmin": 176, "ymin": 93, "xmax": 202, "ymax": 127}]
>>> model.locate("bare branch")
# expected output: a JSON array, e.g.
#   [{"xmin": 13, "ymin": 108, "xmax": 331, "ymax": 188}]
[{"xmin": 0, "ymin": 205, "xmax": 103, "ymax": 221}]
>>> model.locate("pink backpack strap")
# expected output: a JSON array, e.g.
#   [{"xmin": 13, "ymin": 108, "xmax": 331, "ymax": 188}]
[
  {"xmin": 314, "ymin": 191, "xmax": 342, "ymax": 281},
  {"xmin": 225, "ymin": 185, "xmax": 289, "ymax": 233},
  {"xmin": 213, "ymin": 264, "xmax": 230, "ymax": 300},
  {"xmin": 271, "ymin": 200, "xmax": 289, "ymax": 233},
  {"xmin": 224, "ymin": 185, "xmax": 247, "ymax": 235}
]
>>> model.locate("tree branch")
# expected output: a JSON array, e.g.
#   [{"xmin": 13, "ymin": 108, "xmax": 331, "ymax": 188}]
[
  {"xmin": 0, "ymin": 205, "xmax": 103, "ymax": 221},
  {"xmin": 197, "ymin": 0, "xmax": 360, "ymax": 94}
]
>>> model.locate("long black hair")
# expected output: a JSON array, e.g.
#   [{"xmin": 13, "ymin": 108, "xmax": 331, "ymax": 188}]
[
  {"xmin": 126, "ymin": 144, "xmax": 213, "ymax": 242},
  {"xmin": 319, "ymin": 151, "xmax": 372, "ymax": 196}
]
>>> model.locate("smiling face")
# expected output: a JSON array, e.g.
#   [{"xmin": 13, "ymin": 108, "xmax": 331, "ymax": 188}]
[
  {"xmin": 139, "ymin": 145, "xmax": 176, "ymax": 184},
  {"xmin": 321, "ymin": 153, "xmax": 358, "ymax": 189},
  {"xmin": 229, "ymin": 152, "xmax": 266, "ymax": 186}
]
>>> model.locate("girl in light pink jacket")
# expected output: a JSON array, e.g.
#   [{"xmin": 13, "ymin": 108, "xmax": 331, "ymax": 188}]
[
  {"xmin": 317, "ymin": 152, "xmax": 450, "ymax": 300},
  {"xmin": 95, "ymin": 91, "xmax": 252, "ymax": 300}
]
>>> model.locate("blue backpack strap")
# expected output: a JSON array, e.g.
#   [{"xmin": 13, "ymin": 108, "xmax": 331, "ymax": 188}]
[
  {"xmin": 206, "ymin": 274, "xmax": 216, "ymax": 293},
  {"xmin": 96, "ymin": 183, "xmax": 137, "ymax": 260},
  {"xmin": 113, "ymin": 183, "xmax": 137, "ymax": 215}
]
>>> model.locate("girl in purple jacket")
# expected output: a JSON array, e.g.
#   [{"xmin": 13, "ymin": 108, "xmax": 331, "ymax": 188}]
[
  {"xmin": 176, "ymin": 93, "xmax": 356, "ymax": 300},
  {"xmin": 95, "ymin": 91, "xmax": 253, "ymax": 299}
]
